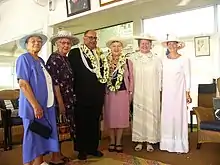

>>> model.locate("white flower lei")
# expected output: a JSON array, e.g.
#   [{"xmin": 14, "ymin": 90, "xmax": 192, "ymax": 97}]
[
  {"xmin": 80, "ymin": 44, "xmax": 109, "ymax": 83},
  {"xmin": 107, "ymin": 53, "xmax": 126, "ymax": 92}
]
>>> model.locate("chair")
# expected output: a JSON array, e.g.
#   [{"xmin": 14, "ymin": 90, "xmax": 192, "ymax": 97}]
[
  {"xmin": 194, "ymin": 106, "xmax": 220, "ymax": 149},
  {"xmin": 190, "ymin": 82, "xmax": 216, "ymax": 132},
  {"xmin": 198, "ymin": 83, "xmax": 216, "ymax": 108},
  {"xmin": 193, "ymin": 79, "xmax": 220, "ymax": 149},
  {"xmin": 0, "ymin": 89, "xmax": 23, "ymax": 150}
]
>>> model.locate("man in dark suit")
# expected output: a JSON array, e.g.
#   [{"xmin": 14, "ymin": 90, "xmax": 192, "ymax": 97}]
[{"xmin": 68, "ymin": 30, "xmax": 106, "ymax": 160}]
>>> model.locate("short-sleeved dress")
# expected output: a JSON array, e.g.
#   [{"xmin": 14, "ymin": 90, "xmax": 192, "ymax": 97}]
[
  {"xmin": 104, "ymin": 60, "xmax": 134, "ymax": 129},
  {"xmin": 16, "ymin": 53, "xmax": 59, "ymax": 164},
  {"xmin": 46, "ymin": 52, "xmax": 75, "ymax": 137}
]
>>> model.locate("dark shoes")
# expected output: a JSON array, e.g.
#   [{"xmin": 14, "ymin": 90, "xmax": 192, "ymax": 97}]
[
  {"xmin": 108, "ymin": 144, "xmax": 115, "ymax": 152},
  {"xmin": 115, "ymin": 145, "xmax": 123, "ymax": 153},
  {"xmin": 77, "ymin": 152, "xmax": 87, "ymax": 160},
  {"xmin": 88, "ymin": 150, "xmax": 104, "ymax": 157},
  {"xmin": 77, "ymin": 150, "xmax": 103, "ymax": 160},
  {"xmin": 108, "ymin": 144, "xmax": 123, "ymax": 153}
]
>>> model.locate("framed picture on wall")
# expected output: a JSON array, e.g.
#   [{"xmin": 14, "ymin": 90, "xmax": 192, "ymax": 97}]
[
  {"xmin": 194, "ymin": 36, "xmax": 210, "ymax": 57},
  {"xmin": 99, "ymin": 0, "xmax": 123, "ymax": 6},
  {"xmin": 66, "ymin": 0, "xmax": 91, "ymax": 17}
]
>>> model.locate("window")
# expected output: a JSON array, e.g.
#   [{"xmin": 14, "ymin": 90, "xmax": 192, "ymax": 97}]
[
  {"xmin": 143, "ymin": 6, "xmax": 215, "ymax": 39},
  {"xmin": 98, "ymin": 22, "xmax": 133, "ymax": 49},
  {"xmin": 73, "ymin": 22, "xmax": 134, "ymax": 53},
  {"xmin": 0, "ymin": 64, "xmax": 14, "ymax": 89}
]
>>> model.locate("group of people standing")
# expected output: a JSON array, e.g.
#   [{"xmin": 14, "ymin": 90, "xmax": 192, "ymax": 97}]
[{"xmin": 15, "ymin": 29, "xmax": 191, "ymax": 165}]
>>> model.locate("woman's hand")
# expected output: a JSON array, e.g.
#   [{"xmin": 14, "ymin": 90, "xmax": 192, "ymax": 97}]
[
  {"xmin": 59, "ymin": 103, "xmax": 66, "ymax": 115},
  {"xmin": 54, "ymin": 85, "xmax": 66, "ymax": 114},
  {"xmin": 129, "ymin": 91, "xmax": 133, "ymax": 102},
  {"xmin": 186, "ymin": 93, "xmax": 192, "ymax": 104},
  {"xmin": 33, "ymin": 104, "xmax": 43, "ymax": 119}
]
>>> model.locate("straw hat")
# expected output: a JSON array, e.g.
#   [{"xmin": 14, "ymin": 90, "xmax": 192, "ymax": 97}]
[
  {"xmin": 161, "ymin": 35, "xmax": 185, "ymax": 49},
  {"xmin": 50, "ymin": 30, "xmax": 79, "ymax": 46},
  {"xmin": 106, "ymin": 36, "xmax": 127, "ymax": 48},
  {"xmin": 18, "ymin": 33, "xmax": 47, "ymax": 50},
  {"xmin": 133, "ymin": 33, "xmax": 156, "ymax": 41}
]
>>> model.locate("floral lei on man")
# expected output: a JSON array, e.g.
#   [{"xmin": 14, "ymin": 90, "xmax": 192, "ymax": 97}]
[
  {"xmin": 80, "ymin": 44, "xmax": 109, "ymax": 83},
  {"xmin": 107, "ymin": 53, "xmax": 126, "ymax": 92}
]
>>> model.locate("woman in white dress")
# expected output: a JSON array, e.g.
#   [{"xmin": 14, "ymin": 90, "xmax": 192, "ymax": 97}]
[
  {"xmin": 160, "ymin": 35, "xmax": 192, "ymax": 153},
  {"xmin": 130, "ymin": 34, "xmax": 162, "ymax": 152}
]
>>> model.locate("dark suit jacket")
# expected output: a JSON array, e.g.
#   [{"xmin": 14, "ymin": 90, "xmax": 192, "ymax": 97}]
[{"xmin": 68, "ymin": 48, "xmax": 105, "ymax": 107}]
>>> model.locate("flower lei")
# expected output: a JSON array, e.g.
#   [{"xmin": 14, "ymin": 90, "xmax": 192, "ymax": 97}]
[
  {"xmin": 107, "ymin": 53, "xmax": 126, "ymax": 92},
  {"xmin": 80, "ymin": 44, "xmax": 109, "ymax": 83}
]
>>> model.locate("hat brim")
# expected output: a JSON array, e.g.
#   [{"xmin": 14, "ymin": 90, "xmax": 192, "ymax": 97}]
[
  {"xmin": 133, "ymin": 36, "xmax": 156, "ymax": 41},
  {"xmin": 50, "ymin": 36, "xmax": 80, "ymax": 46},
  {"xmin": 106, "ymin": 39, "xmax": 127, "ymax": 48},
  {"xmin": 18, "ymin": 33, "xmax": 47, "ymax": 50},
  {"xmin": 162, "ymin": 40, "xmax": 185, "ymax": 49}
]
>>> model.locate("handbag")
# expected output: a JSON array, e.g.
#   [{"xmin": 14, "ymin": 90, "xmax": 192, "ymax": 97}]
[
  {"xmin": 29, "ymin": 117, "xmax": 52, "ymax": 139},
  {"xmin": 57, "ymin": 114, "xmax": 71, "ymax": 141}
]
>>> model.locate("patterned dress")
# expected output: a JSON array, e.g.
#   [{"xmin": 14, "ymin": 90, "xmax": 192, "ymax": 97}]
[{"xmin": 46, "ymin": 52, "xmax": 75, "ymax": 139}]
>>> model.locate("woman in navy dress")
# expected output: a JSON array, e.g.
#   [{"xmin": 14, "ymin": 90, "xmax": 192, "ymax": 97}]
[
  {"xmin": 46, "ymin": 30, "xmax": 79, "ymax": 164},
  {"xmin": 16, "ymin": 33, "xmax": 59, "ymax": 165}
]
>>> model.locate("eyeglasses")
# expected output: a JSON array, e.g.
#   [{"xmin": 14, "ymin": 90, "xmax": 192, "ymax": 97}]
[
  {"xmin": 59, "ymin": 41, "xmax": 72, "ymax": 46},
  {"xmin": 27, "ymin": 40, "xmax": 42, "ymax": 44},
  {"xmin": 85, "ymin": 36, "xmax": 98, "ymax": 41}
]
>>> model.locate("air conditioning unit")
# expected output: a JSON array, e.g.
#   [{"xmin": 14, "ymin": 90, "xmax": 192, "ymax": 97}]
[
  {"xmin": 33, "ymin": 0, "xmax": 55, "ymax": 11},
  {"xmin": 33, "ymin": 0, "xmax": 48, "ymax": 6}
]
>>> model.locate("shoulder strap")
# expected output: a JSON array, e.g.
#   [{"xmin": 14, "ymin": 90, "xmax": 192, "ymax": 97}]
[
  {"xmin": 126, "ymin": 59, "xmax": 130, "ymax": 81},
  {"xmin": 126, "ymin": 59, "xmax": 129, "ymax": 72}
]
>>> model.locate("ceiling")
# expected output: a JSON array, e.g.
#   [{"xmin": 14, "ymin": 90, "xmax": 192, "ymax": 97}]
[
  {"xmin": 0, "ymin": 0, "xmax": 219, "ymax": 54},
  {"xmin": 0, "ymin": 41, "xmax": 17, "ymax": 55},
  {"xmin": 53, "ymin": 0, "xmax": 219, "ymax": 34},
  {"xmin": 0, "ymin": 0, "xmax": 9, "ymax": 5}
]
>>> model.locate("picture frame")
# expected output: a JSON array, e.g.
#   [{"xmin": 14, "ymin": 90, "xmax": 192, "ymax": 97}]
[
  {"xmin": 66, "ymin": 0, "xmax": 91, "ymax": 17},
  {"xmin": 99, "ymin": 0, "xmax": 122, "ymax": 6},
  {"xmin": 194, "ymin": 36, "xmax": 210, "ymax": 57}
]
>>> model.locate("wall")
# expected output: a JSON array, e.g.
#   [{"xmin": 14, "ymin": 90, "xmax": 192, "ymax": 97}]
[
  {"xmin": 0, "ymin": 0, "xmax": 48, "ymax": 45},
  {"xmin": 48, "ymin": 0, "xmax": 135, "ymax": 26}
]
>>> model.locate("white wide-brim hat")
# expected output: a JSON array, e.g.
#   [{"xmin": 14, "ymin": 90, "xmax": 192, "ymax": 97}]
[
  {"xmin": 106, "ymin": 36, "xmax": 127, "ymax": 48},
  {"xmin": 50, "ymin": 30, "xmax": 80, "ymax": 46},
  {"xmin": 162, "ymin": 35, "xmax": 185, "ymax": 49},
  {"xmin": 18, "ymin": 33, "xmax": 47, "ymax": 50},
  {"xmin": 133, "ymin": 33, "xmax": 156, "ymax": 41}
]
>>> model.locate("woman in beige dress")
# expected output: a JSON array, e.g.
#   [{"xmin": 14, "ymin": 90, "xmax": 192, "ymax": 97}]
[{"xmin": 130, "ymin": 34, "xmax": 162, "ymax": 152}]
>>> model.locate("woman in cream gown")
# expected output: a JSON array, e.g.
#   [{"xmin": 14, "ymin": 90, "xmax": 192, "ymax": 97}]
[
  {"xmin": 130, "ymin": 34, "xmax": 162, "ymax": 152},
  {"xmin": 160, "ymin": 35, "xmax": 192, "ymax": 153}
]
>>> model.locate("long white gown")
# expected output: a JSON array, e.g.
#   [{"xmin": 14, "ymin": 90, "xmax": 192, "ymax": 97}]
[
  {"xmin": 130, "ymin": 52, "xmax": 162, "ymax": 143},
  {"xmin": 160, "ymin": 55, "xmax": 191, "ymax": 153}
]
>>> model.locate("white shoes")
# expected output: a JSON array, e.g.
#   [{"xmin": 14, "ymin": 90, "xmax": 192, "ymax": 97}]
[
  {"xmin": 146, "ymin": 144, "xmax": 154, "ymax": 152},
  {"xmin": 135, "ymin": 143, "xmax": 154, "ymax": 152},
  {"xmin": 135, "ymin": 143, "xmax": 143, "ymax": 151},
  {"xmin": 40, "ymin": 162, "xmax": 49, "ymax": 165}
]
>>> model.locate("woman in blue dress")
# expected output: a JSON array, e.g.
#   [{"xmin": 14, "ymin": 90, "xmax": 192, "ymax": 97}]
[{"xmin": 16, "ymin": 33, "xmax": 59, "ymax": 165}]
